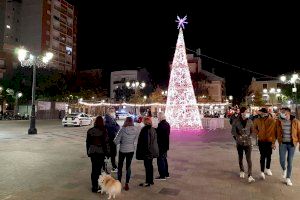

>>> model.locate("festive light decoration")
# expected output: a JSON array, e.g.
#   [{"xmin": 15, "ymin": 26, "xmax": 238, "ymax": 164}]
[
  {"xmin": 78, "ymin": 100, "xmax": 229, "ymax": 108},
  {"xmin": 165, "ymin": 17, "xmax": 203, "ymax": 130},
  {"xmin": 176, "ymin": 15, "xmax": 188, "ymax": 29}
]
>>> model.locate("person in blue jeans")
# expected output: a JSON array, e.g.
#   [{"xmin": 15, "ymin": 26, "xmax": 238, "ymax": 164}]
[
  {"xmin": 155, "ymin": 112, "xmax": 171, "ymax": 181},
  {"xmin": 114, "ymin": 117, "xmax": 139, "ymax": 191},
  {"xmin": 275, "ymin": 107, "xmax": 300, "ymax": 186}
]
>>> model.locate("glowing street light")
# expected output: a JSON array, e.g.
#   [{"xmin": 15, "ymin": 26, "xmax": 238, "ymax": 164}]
[
  {"xmin": 16, "ymin": 47, "xmax": 54, "ymax": 134},
  {"xmin": 280, "ymin": 75, "xmax": 287, "ymax": 82},
  {"xmin": 280, "ymin": 72, "xmax": 299, "ymax": 118},
  {"xmin": 126, "ymin": 81, "xmax": 146, "ymax": 89},
  {"xmin": 17, "ymin": 92, "xmax": 23, "ymax": 98}
]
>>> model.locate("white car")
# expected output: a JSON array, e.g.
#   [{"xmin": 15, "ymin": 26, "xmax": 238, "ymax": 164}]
[
  {"xmin": 62, "ymin": 113, "xmax": 93, "ymax": 127},
  {"xmin": 116, "ymin": 111, "xmax": 130, "ymax": 120}
]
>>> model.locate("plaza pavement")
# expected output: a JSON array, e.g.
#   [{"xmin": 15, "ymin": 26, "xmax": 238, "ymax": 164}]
[{"xmin": 0, "ymin": 119, "xmax": 300, "ymax": 200}]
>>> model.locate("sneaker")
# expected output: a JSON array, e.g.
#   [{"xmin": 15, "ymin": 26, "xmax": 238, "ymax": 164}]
[
  {"xmin": 248, "ymin": 176, "xmax": 255, "ymax": 183},
  {"xmin": 111, "ymin": 168, "xmax": 118, "ymax": 173},
  {"xmin": 260, "ymin": 172, "xmax": 266, "ymax": 180},
  {"xmin": 239, "ymin": 172, "xmax": 245, "ymax": 179},
  {"xmin": 155, "ymin": 176, "xmax": 166, "ymax": 181},
  {"xmin": 286, "ymin": 178, "xmax": 293, "ymax": 186},
  {"xmin": 124, "ymin": 183, "xmax": 129, "ymax": 191},
  {"xmin": 265, "ymin": 169, "xmax": 272, "ymax": 176},
  {"xmin": 282, "ymin": 170, "xmax": 287, "ymax": 179},
  {"xmin": 166, "ymin": 175, "xmax": 170, "ymax": 179}
]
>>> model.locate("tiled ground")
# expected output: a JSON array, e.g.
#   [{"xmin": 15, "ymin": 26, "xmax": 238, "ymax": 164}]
[{"xmin": 0, "ymin": 119, "xmax": 300, "ymax": 200}]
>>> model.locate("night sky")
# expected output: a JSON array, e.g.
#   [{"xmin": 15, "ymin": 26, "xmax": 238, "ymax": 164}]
[{"xmin": 76, "ymin": 1, "xmax": 300, "ymax": 101}]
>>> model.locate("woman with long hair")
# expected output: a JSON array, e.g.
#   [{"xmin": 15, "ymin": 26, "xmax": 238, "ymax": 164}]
[
  {"xmin": 114, "ymin": 117, "xmax": 139, "ymax": 191},
  {"xmin": 86, "ymin": 116, "xmax": 110, "ymax": 193}
]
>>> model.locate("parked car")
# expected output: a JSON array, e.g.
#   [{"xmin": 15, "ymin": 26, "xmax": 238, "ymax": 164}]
[
  {"xmin": 130, "ymin": 114, "xmax": 143, "ymax": 123},
  {"xmin": 62, "ymin": 113, "xmax": 93, "ymax": 127},
  {"xmin": 115, "ymin": 110, "xmax": 130, "ymax": 120}
]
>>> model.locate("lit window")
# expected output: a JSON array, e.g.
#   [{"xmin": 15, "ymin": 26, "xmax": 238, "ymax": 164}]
[
  {"xmin": 6, "ymin": 25, "xmax": 11, "ymax": 29},
  {"xmin": 66, "ymin": 46, "xmax": 72, "ymax": 55}
]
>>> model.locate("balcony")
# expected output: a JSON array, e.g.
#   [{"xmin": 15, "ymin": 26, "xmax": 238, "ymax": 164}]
[
  {"xmin": 53, "ymin": 25, "xmax": 60, "ymax": 32},
  {"xmin": 66, "ymin": 41, "xmax": 72, "ymax": 46},
  {"xmin": 67, "ymin": 12, "xmax": 73, "ymax": 18},
  {"xmin": 61, "ymin": 8, "xmax": 67, "ymax": 15},
  {"xmin": 53, "ymin": 36, "xmax": 60, "ymax": 41},
  {"xmin": 54, "ymin": 5, "xmax": 61, "ymax": 12},
  {"xmin": 60, "ymin": 18, "xmax": 67, "ymax": 25}
]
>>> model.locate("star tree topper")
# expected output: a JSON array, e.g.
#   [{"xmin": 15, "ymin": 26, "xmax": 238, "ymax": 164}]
[{"xmin": 176, "ymin": 15, "xmax": 188, "ymax": 29}]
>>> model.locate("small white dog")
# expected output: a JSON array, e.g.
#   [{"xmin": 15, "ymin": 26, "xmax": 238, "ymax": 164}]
[{"xmin": 98, "ymin": 172, "xmax": 122, "ymax": 199}]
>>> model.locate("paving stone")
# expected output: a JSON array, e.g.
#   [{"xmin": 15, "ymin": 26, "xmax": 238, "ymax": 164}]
[
  {"xmin": 0, "ymin": 119, "xmax": 300, "ymax": 200},
  {"xmin": 159, "ymin": 188, "xmax": 180, "ymax": 196}
]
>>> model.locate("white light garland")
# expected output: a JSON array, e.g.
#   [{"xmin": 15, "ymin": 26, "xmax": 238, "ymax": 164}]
[{"xmin": 78, "ymin": 101, "xmax": 229, "ymax": 108}]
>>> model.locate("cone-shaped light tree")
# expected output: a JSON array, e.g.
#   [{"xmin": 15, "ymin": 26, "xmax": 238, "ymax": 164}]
[{"xmin": 165, "ymin": 16, "xmax": 203, "ymax": 130}]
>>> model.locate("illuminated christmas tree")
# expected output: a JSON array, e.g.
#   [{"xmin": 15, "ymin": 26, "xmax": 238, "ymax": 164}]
[{"xmin": 165, "ymin": 16, "xmax": 203, "ymax": 130}]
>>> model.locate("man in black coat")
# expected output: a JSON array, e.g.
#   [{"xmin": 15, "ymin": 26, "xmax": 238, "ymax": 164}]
[
  {"xmin": 104, "ymin": 107, "xmax": 120, "ymax": 172},
  {"xmin": 155, "ymin": 112, "xmax": 170, "ymax": 180}
]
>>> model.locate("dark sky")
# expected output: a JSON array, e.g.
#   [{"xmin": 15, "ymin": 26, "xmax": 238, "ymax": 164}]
[{"xmin": 76, "ymin": 1, "xmax": 300, "ymax": 100}]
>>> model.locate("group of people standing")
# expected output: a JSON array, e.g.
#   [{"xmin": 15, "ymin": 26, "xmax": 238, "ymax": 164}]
[
  {"xmin": 86, "ymin": 108, "xmax": 170, "ymax": 193},
  {"xmin": 231, "ymin": 107, "xmax": 300, "ymax": 186}
]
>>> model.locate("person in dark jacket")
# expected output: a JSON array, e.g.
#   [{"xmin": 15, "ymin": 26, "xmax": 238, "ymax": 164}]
[
  {"xmin": 86, "ymin": 116, "xmax": 110, "ymax": 193},
  {"xmin": 105, "ymin": 107, "xmax": 120, "ymax": 172},
  {"xmin": 231, "ymin": 107, "xmax": 255, "ymax": 183},
  {"xmin": 155, "ymin": 112, "xmax": 170, "ymax": 181},
  {"xmin": 136, "ymin": 117, "xmax": 159, "ymax": 187}
]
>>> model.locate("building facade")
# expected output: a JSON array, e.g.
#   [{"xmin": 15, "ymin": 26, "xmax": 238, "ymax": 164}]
[
  {"xmin": 247, "ymin": 78, "xmax": 282, "ymax": 106},
  {"xmin": 0, "ymin": 0, "xmax": 77, "ymax": 78},
  {"xmin": 0, "ymin": 0, "xmax": 22, "ymax": 78},
  {"xmin": 110, "ymin": 68, "xmax": 150, "ymax": 99}
]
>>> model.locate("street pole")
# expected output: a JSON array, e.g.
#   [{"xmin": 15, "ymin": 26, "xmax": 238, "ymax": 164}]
[
  {"xmin": 14, "ymin": 96, "xmax": 18, "ymax": 116},
  {"xmin": 28, "ymin": 64, "xmax": 37, "ymax": 134},
  {"xmin": 293, "ymin": 82, "xmax": 298, "ymax": 119}
]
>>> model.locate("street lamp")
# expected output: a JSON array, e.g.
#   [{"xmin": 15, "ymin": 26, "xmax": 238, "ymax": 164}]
[
  {"xmin": 125, "ymin": 81, "xmax": 146, "ymax": 90},
  {"xmin": 16, "ymin": 47, "xmax": 53, "ymax": 134},
  {"xmin": 161, "ymin": 90, "xmax": 168, "ymax": 96},
  {"xmin": 262, "ymin": 88, "xmax": 281, "ymax": 106},
  {"xmin": 125, "ymin": 80, "xmax": 146, "ymax": 114},
  {"xmin": 15, "ymin": 92, "xmax": 22, "ymax": 115},
  {"xmin": 280, "ymin": 72, "xmax": 299, "ymax": 117}
]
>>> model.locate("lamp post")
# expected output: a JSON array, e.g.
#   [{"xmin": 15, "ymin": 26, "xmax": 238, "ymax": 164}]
[
  {"xmin": 161, "ymin": 90, "xmax": 168, "ymax": 96},
  {"xmin": 14, "ymin": 92, "xmax": 23, "ymax": 115},
  {"xmin": 125, "ymin": 80, "xmax": 146, "ymax": 114},
  {"xmin": 0, "ymin": 86, "xmax": 3, "ymax": 114},
  {"xmin": 280, "ymin": 73, "xmax": 299, "ymax": 117},
  {"xmin": 262, "ymin": 88, "xmax": 281, "ymax": 108},
  {"xmin": 16, "ymin": 47, "xmax": 53, "ymax": 134}
]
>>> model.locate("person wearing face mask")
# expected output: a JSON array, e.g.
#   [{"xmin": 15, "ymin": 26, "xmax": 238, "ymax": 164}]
[
  {"xmin": 275, "ymin": 107, "xmax": 300, "ymax": 186},
  {"xmin": 253, "ymin": 108, "xmax": 276, "ymax": 180},
  {"xmin": 231, "ymin": 107, "xmax": 255, "ymax": 183},
  {"xmin": 105, "ymin": 107, "xmax": 120, "ymax": 172}
]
